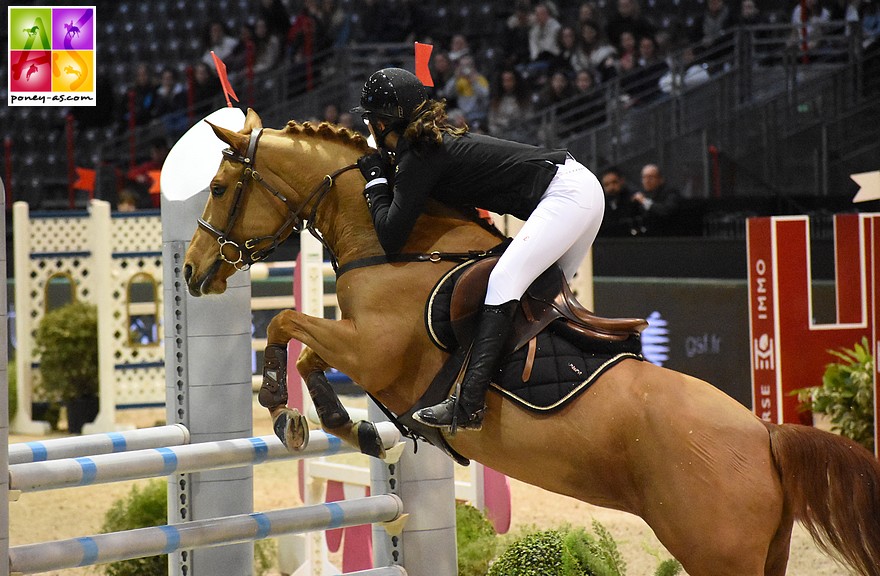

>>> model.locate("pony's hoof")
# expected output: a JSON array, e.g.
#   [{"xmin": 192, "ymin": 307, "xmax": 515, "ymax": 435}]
[
  {"xmin": 273, "ymin": 408, "xmax": 310, "ymax": 452},
  {"xmin": 353, "ymin": 420, "xmax": 386, "ymax": 459}
]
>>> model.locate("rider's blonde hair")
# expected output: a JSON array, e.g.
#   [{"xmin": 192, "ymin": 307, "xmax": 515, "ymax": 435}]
[{"xmin": 402, "ymin": 99, "xmax": 468, "ymax": 154}]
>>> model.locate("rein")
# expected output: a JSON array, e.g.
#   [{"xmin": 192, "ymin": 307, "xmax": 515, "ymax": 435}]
[{"xmin": 200, "ymin": 127, "xmax": 509, "ymax": 276}]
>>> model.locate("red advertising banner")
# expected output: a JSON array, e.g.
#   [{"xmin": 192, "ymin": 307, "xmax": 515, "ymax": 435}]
[
  {"xmin": 747, "ymin": 215, "xmax": 877, "ymax": 453},
  {"xmin": 747, "ymin": 217, "xmax": 778, "ymax": 422}
]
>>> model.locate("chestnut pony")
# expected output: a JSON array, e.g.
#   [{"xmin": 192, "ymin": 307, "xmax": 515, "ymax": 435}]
[{"xmin": 183, "ymin": 109, "xmax": 880, "ymax": 576}]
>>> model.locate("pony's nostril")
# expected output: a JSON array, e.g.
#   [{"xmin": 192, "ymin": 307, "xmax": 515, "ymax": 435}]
[{"xmin": 184, "ymin": 264, "xmax": 193, "ymax": 283}]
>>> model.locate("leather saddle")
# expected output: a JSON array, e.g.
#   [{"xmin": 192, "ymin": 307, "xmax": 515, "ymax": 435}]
[{"xmin": 449, "ymin": 257, "xmax": 647, "ymax": 354}]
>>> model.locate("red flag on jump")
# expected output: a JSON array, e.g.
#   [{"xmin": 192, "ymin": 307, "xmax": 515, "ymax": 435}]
[
  {"xmin": 414, "ymin": 42, "xmax": 434, "ymax": 87},
  {"xmin": 210, "ymin": 50, "xmax": 239, "ymax": 107},
  {"xmin": 73, "ymin": 167, "xmax": 95, "ymax": 192}
]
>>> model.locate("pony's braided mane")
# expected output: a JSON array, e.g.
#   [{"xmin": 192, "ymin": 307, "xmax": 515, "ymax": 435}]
[{"xmin": 283, "ymin": 120, "xmax": 370, "ymax": 153}]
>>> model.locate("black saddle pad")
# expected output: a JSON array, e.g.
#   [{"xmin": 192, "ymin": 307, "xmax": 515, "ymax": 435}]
[{"xmin": 425, "ymin": 260, "xmax": 642, "ymax": 412}]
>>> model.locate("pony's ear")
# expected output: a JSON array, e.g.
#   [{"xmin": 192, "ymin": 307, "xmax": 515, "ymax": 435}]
[
  {"xmin": 243, "ymin": 108, "xmax": 263, "ymax": 133},
  {"xmin": 205, "ymin": 120, "xmax": 248, "ymax": 154}
]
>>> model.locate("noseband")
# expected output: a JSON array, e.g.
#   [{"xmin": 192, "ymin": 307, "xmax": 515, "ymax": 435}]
[{"xmin": 197, "ymin": 127, "xmax": 355, "ymax": 271}]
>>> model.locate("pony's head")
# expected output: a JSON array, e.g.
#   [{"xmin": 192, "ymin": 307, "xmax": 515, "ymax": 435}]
[
  {"xmin": 184, "ymin": 108, "xmax": 301, "ymax": 296},
  {"xmin": 183, "ymin": 108, "xmax": 373, "ymax": 296}
]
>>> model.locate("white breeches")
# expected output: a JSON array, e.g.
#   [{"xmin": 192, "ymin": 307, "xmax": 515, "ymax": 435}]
[{"xmin": 485, "ymin": 157, "xmax": 604, "ymax": 306}]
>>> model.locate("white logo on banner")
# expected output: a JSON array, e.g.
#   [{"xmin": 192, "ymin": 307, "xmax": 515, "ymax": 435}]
[
  {"xmin": 642, "ymin": 311, "xmax": 670, "ymax": 366},
  {"xmin": 753, "ymin": 333, "xmax": 775, "ymax": 370}
]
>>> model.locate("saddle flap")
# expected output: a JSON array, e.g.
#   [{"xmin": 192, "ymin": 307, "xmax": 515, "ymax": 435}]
[
  {"xmin": 449, "ymin": 258, "xmax": 647, "ymax": 352},
  {"xmin": 449, "ymin": 257, "xmax": 498, "ymax": 346}
]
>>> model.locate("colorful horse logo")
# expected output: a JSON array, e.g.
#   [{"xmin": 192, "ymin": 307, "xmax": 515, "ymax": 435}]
[
  {"xmin": 64, "ymin": 65, "xmax": 82, "ymax": 80},
  {"xmin": 26, "ymin": 64, "xmax": 39, "ymax": 82},
  {"xmin": 23, "ymin": 26, "xmax": 39, "ymax": 38},
  {"xmin": 64, "ymin": 20, "xmax": 81, "ymax": 39}
]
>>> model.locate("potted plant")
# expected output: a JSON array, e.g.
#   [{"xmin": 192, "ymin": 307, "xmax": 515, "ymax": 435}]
[
  {"xmin": 794, "ymin": 337, "xmax": 874, "ymax": 452},
  {"xmin": 33, "ymin": 301, "xmax": 100, "ymax": 433}
]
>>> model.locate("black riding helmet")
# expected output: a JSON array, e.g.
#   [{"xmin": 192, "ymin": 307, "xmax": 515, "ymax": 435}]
[{"xmin": 351, "ymin": 68, "xmax": 428, "ymax": 148}]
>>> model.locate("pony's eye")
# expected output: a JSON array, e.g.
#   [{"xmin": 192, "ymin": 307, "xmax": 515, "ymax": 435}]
[{"xmin": 211, "ymin": 184, "xmax": 226, "ymax": 197}]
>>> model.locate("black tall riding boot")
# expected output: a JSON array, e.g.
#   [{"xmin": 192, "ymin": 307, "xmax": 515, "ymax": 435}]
[{"xmin": 414, "ymin": 300, "xmax": 518, "ymax": 432}]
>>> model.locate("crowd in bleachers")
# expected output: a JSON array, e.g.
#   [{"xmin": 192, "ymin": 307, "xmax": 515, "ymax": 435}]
[{"xmin": 2, "ymin": 0, "xmax": 878, "ymax": 212}]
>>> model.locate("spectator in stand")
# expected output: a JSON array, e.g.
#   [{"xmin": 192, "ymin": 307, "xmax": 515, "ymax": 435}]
[
  {"xmin": 322, "ymin": 102, "xmax": 340, "ymax": 124},
  {"xmin": 625, "ymin": 35, "xmax": 668, "ymax": 106},
  {"xmin": 228, "ymin": 22, "xmax": 255, "ymax": 73},
  {"xmin": 660, "ymin": 46, "xmax": 711, "ymax": 94},
  {"xmin": 322, "ymin": 0, "xmax": 353, "ymax": 47},
  {"xmin": 633, "ymin": 163, "xmax": 680, "ymax": 235},
  {"xmin": 501, "ymin": 0, "xmax": 534, "ymax": 68},
  {"xmin": 691, "ymin": 0, "xmax": 735, "ymax": 48},
  {"xmin": 448, "ymin": 34, "xmax": 472, "ymax": 66},
  {"xmin": 790, "ymin": 0, "xmax": 831, "ymax": 53},
  {"xmin": 190, "ymin": 61, "xmax": 218, "ymax": 117},
  {"xmin": 259, "ymin": 0, "xmax": 292, "ymax": 40},
  {"xmin": 616, "ymin": 30, "xmax": 639, "ymax": 76},
  {"xmin": 488, "ymin": 68, "xmax": 535, "ymax": 143},
  {"xmin": 737, "ymin": 0, "xmax": 764, "ymax": 26},
  {"xmin": 289, "ymin": 0, "xmax": 332, "ymax": 58},
  {"xmin": 127, "ymin": 139, "xmax": 169, "ymax": 208},
  {"xmin": 338, "ymin": 110, "xmax": 358, "ymax": 132},
  {"xmin": 599, "ymin": 167, "xmax": 640, "ymax": 236},
  {"xmin": 444, "ymin": 54, "xmax": 491, "ymax": 131},
  {"xmin": 152, "ymin": 67, "xmax": 187, "ymax": 138},
  {"xmin": 125, "ymin": 63, "xmax": 156, "ymax": 127},
  {"xmin": 576, "ymin": 21, "xmax": 618, "ymax": 82},
  {"xmin": 534, "ymin": 69, "xmax": 575, "ymax": 110},
  {"xmin": 571, "ymin": 69, "xmax": 606, "ymax": 130},
  {"xmin": 554, "ymin": 25, "xmax": 580, "ymax": 74},
  {"xmin": 605, "ymin": 0, "xmax": 655, "ymax": 50},
  {"xmin": 528, "ymin": 3, "xmax": 562, "ymax": 84},
  {"xmin": 201, "ymin": 21, "xmax": 238, "ymax": 68},
  {"xmin": 429, "ymin": 51, "xmax": 457, "ymax": 105},
  {"xmin": 691, "ymin": 0, "xmax": 736, "ymax": 72},
  {"xmin": 253, "ymin": 17, "xmax": 282, "ymax": 74},
  {"xmin": 116, "ymin": 187, "xmax": 140, "ymax": 213},
  {"xmin": 577, "ymin": 1, "xmax": 602, "ymax": 30}
]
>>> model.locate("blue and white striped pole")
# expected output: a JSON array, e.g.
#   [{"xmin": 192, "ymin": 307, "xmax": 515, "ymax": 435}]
[
  {"xmin": 9, "ymin": 495, "xmax": 404, "ymax": 575},
  {"xmin": 8, "ymin": 424, "xmax": 190, "ymax": 465},
  {"xmin": 10, "ymin": 423, "xmax": 399, "ymax": 492}
]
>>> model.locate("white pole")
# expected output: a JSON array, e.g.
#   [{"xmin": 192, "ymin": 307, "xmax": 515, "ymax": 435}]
[
  {"xmin": 11, "ymin": 202, "xmax": 49, "ymax": 435},
  {"xmin": 1, "ymin": 177, "xmax": 11, "ymax": 576},
  {"xmin": 82, "ymin": 199, "xmax": 120, "ymax": 433}
]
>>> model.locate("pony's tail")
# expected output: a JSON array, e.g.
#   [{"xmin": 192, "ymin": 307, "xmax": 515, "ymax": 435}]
[{"xmin": 767, "ymin": 422, "xmax": 880, "ymax": 576}]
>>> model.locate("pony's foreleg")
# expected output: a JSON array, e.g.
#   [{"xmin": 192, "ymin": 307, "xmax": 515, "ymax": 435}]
[
  {"xmin": 296, "ymin": 348, "xmax": 385, "ymax": 459},
  {"xmin": 263, "ymin": 311, "xmax": 386, "ymax": 458},
  {"xmin": 258, "ymin": 341, "xmax": 310, "ymax": 452}
]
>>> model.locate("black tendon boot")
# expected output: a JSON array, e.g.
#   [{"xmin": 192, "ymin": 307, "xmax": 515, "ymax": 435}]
[{"xmin": 414, "ymin": 300, "xmax": 518, "ymax": 432}]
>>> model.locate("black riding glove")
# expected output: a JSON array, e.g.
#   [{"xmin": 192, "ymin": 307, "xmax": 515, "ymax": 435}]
[
  {"xmin": 357, "ymin": 152, "xmax": 392, "ymax": 214},
  {"xmin": 357, "ymin": 152, "xmax": 388, "ymax": 184}
]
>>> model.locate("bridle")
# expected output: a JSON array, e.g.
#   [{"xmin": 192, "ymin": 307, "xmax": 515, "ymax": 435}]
[
  {"xmin": 197, "ymin": 127, "xmax": 355, "ymax": 271},
  {"xmin": 199, "ymin": 126, "xmax": 508, "ymax": 278}
]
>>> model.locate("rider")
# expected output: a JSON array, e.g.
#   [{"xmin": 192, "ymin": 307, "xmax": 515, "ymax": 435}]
[{"xmin": 352, "ymin": 68, "xmax": 604, "ymax": 432}]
